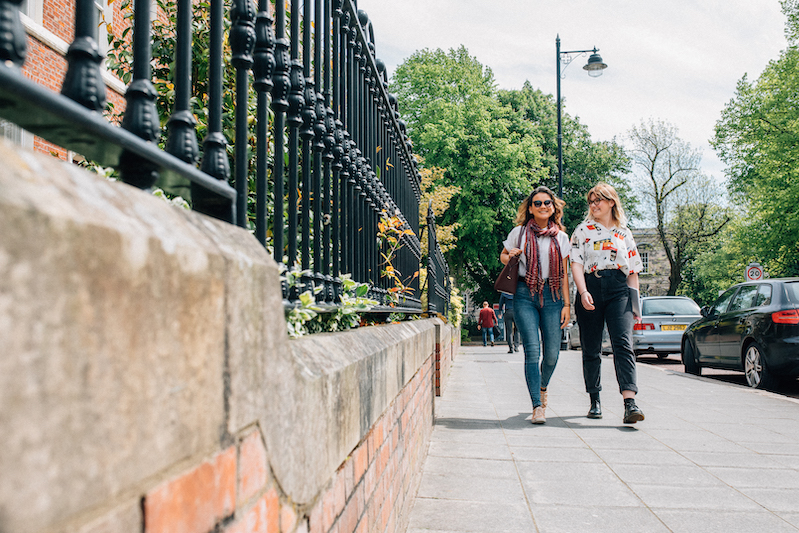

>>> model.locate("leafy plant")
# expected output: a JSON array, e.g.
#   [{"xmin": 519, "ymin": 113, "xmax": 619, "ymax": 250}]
[
  {"xmin": 283, "ymin": 269, "xmax": 378, "ymax": 338},
  {"xmin": 377, "ymin": 212, "xmax": 419, "ymax": 306}
]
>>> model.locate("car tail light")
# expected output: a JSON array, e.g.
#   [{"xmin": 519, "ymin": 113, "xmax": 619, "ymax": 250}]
[
  {"xmin": 634, "ymin": 323, "xmax": 655, "ymax": 331},
  {"xmin": 772, "ymin": 309, "xmax": 799, "ymax": 324}
]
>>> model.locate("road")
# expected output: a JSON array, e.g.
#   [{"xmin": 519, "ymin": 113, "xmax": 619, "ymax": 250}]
[{"xmin": 635, "ymin": 352, "xmax": 799, "ymax": 400}]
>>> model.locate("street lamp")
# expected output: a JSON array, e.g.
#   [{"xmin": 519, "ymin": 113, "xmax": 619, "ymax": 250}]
[{"xmin": 556, "ymin": 35, "xmax": 607, "ymax": 198}]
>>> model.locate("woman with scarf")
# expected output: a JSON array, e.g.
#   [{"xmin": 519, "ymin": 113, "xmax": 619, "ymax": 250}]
[{"xmin": 500, "ymin": 186, "xmax": 571, "ymax": 424}]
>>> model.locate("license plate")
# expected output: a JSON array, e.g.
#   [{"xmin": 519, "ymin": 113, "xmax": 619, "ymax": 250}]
[{"xmin": 661, "ymin": 324, "xmax": 687, "ymax": 331}]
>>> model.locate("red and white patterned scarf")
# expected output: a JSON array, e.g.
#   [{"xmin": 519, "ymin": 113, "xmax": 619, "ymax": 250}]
[{"xmin": 524, "ymin": 218, "xmax": 564, "ymax": 304}]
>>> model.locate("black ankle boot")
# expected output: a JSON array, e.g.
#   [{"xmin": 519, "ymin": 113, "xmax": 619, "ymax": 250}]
[
  {"xmin": 587, "ymin": 393, "xmax": 602, "ymax": 419},
  {"xmin": 623, "ymin": 399, "xmax": 645, "ymax": 424}
]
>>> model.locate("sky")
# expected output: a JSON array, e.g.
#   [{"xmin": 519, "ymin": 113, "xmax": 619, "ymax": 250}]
[{"xmin": 354, "ymin": 0, "xmax": 788, "ymax": 181}]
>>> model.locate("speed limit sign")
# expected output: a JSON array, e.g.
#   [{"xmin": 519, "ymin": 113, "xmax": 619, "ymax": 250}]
[{"xmin": 745, "ymin": 262, "xmax": 763, "ymax": 281}]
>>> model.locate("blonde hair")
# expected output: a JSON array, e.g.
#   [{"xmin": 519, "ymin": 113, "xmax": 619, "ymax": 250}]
[
  {"xmin": 585, "ymin": 182, "xmax": 627, "ymax": 228},
  {"xmin": 515, "ymin": 186, "xmax": 566, "ymax": 231}
]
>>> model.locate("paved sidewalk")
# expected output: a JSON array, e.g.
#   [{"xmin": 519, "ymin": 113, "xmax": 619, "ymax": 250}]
[{"xmin": 407, "ymin": 346, "xmax": 799, "ymax": 533}]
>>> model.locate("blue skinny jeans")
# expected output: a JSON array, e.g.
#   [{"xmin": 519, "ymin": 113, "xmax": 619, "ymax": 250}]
[
  {"xmin": 514, "ymin": 280, "xmax": 563, "ymax": 408},
  {"xmin": 481, "ymin": 324, "xmax": 495, "ymax": 346}
]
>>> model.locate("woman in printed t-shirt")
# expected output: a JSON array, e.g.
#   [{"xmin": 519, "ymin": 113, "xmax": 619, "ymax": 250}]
[
  {"xmin": 570, "ymin": 182, "xmax": 645, "ymax": 424},
  {"xmin": 500, "ymin": 186, "xmax": 570, "ymax": 425}
]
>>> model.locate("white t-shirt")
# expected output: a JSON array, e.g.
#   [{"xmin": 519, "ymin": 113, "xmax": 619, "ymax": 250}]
[
  {"xmin": 570, "ymin": 221, "xmax": 643, "ymax": 275},
  {"xmin": 503, "ymin": 225, "xmax": 570, "ymax": 280}
]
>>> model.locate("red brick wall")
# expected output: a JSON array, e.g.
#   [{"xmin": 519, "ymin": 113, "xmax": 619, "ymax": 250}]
[
  {"xmin": 123, "ymin": 355, "xmax": 434, "ymax": 533},
  {"xmin": 42, "ymin": 0, "xmax": 75, "ymax": 43},
  {"xmin": 20, "ymin": 3, "xmax": 129, "ymax": 159},
  {"xmin": 306, "ymin": 354, "xmax": 434, "ymax": 533}
]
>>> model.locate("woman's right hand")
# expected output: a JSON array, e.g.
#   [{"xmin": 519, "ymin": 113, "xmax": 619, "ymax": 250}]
[
  {"xmin": 500, "ymin": 247, "xmax": 522, "ymax": 265},
  {"xmin": 581, "ymin": 290, "xmax": 595, "ymax": 311}
]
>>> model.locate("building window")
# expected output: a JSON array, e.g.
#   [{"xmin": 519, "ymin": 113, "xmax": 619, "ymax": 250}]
[
  {"xmin": 19, "ymin": 0, "xmax": 43, "ymax": 22},
  {"xmin": 1, "ymin": 119, "xmax": 22, "ymax": 144},
  {"xmin": 1, "ymin": 119, "xmax": 34, "ymax": 149},
  {"xmin": 95, "ymin": 0, "xmax": 113, "ymax": 55},
  {"xmin": 640, "ymin": 251, "xmax": 649, "ymax": 274}
]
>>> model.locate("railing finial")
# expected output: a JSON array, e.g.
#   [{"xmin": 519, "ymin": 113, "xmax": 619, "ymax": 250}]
[{"xmin": 0, "ymin": 0, "xmax": 27, "ymax": 67}]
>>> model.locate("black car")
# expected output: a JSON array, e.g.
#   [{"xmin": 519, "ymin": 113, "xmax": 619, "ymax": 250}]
[{"xmin": 681, "ymin": 278, "xmax": 799, "ymax": 389}]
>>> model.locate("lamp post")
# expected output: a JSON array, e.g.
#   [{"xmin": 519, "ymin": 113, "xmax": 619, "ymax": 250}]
[{"xmin": 556, "ymin": 35, "xmax": 607, "ymax": 198}]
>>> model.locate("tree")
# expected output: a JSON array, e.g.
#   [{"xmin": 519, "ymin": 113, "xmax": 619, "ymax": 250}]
[
  {"xmin": 391, "ymin": 47, "xmax": 546, "ymax": 301},
  {"xmin": 391, "ymin": 49, "xmax": 632, "ymax": 302},
  {"xmin": 712, "ymin": 2, "xmax": 799, "ymax": 275},
  {"xmin": 668, "ymin": 175, "xmax": 733, "ymax": 299},
  {"xmin": 629, "ymin": 119, "xmax": 730, "ymax": 294},
  {"xmin": 680, "ymin": 212, "xmax": 751, "ymax": 306},
  {"xmin": 498, "ymin": 82, "xmax": 632, "ymax": 230}
]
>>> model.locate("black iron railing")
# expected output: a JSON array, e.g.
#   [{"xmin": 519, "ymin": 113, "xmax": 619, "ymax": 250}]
[
  {"xmin": 0, "ymin": 0, "xmax": 450, "ymax": 315},
  {"xmin": 426, "ymin": 201, "xmax": 451, "ymax": 317}
]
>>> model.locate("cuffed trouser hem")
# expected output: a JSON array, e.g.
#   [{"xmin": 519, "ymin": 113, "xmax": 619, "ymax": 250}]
[{"xmin": 619, "ymin": 384, "xmax": 638, "ymax": 394}]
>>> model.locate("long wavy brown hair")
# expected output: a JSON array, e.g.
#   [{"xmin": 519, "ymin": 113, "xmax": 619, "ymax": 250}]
[{"xmin": 515, "ymin": 186, "xmax": 566, "ymax": 231}]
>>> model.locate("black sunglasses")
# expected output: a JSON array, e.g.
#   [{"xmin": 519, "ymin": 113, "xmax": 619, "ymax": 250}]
[{"xmin": 533, "ymin": 200, "xmax": 553, "ymax": 207}]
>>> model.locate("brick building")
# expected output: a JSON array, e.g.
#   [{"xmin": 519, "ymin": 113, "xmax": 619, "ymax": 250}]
[{"xmin": 1, "ymin": 0, "xmax": 127, "ymax": 158}]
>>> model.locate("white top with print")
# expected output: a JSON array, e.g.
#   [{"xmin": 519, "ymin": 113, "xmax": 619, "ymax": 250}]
[
  {"xmin": 570, "ymin": 221, "xmax": 643, "ymax": 275},
  {"xmin": 503, "ymin": 225, "xmax": 570, "ymax": 280}
]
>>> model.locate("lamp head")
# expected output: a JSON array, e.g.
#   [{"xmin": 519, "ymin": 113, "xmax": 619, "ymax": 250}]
[{"xmin": 583, "ymin": 49, "xmax": 607, "ymax": 78}]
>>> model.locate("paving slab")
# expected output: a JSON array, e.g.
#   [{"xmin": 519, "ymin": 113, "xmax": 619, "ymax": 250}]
[{"xmin": 406, "ymin": 345, "xmax": 799, "ymax": 532}]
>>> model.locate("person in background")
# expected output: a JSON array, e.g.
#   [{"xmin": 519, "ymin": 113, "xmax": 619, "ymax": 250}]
[
  {"xmin": 570, "ymin": 182, "xmax": 645, "ymax": 424},
  {"xmin": 499, "ymin": 292, "xmax": 520, "ymax": 353},
  {"xmin": 500, "ymin": 186, "xmax": 570, "ymax": 424},
  {"xmin": 477, "ymin": 301, "xmax": 498, "ymax": 347}
]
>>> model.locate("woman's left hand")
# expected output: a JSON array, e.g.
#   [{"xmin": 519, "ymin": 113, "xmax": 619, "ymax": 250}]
[{"xmin": 560, "ymin": 306, "xmax": 570, "ymax": 329}]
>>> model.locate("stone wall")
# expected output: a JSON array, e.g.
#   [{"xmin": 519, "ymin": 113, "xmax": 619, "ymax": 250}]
[
  {"xmin": 0, "ymin": 141, "xmax": 457, "ymax": 533},
  {"xmin": 433, "ymin": 319, "xmax": 458, "ymax": 396},
  {"xmin": 632, "ymin": 228, "xmax": 671, "ymax": 296}
]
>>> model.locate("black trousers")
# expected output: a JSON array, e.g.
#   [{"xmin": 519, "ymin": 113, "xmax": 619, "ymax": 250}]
[
  {"xmin": 503, "ymin": 309, "xmax": 520, "ymax": 350},
  {"xmin": 576, "ymin": 269, "xmax": 638, "ymax": 394}
]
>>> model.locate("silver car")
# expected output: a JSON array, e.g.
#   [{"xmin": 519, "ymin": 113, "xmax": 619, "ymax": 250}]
[
  {"xmin": 634, "ymin": 296, "xmax": 701, "ymax": 358},
  {"xmin": 564, "ymin": 322, "xmax": 611, "ymax": 353}
]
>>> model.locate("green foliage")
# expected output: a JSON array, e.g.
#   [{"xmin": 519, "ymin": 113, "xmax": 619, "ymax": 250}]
[
  {"xmin": 283, "ymin": 271, "xmax": 378, "ymax": 338},
  {"xmin": 712, "ymin": 42, "xmax": 799, "ymax": 276},
  {"xmin": 447, "ymin": 283, "xmax": 463, "ymax": 328},
  {"xmin": 498, "ymin": 82, "xmax": 632, "ymax": 230},
  {"xmin": 106, "ymin": 0, "xmax": 269, "ymax": 228},
  {"xmin": 679, "ymin": 214, "xmax": 754, "ymax": 306},
  {"xmin": 628, "ymin": 119, "xmax": 731, "ymax": 294},
  {"xmin": 391, "ymin": 47, "xmax": 541, "ymax": 298},
  {"xmin": 391, "ymin": 48, "xmax": 629, "ymax": 303},
  {"xmin": 376, "ymin": 212, "xmax": 420, "ymax": 306}
]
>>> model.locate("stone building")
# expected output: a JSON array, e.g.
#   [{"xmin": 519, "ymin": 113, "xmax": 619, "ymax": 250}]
[{"xmin": 632, "ymin": 228, "xmax": 671, "ymax": 296}]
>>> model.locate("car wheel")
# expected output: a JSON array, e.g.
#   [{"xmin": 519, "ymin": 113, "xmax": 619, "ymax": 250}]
[
  {"xmin": 744, "ymin": 342, "xmax": 775, "ymax": 389},
  {"xmin": 683, "ymin": 340, "xmax": 701, "ymax": 376}
]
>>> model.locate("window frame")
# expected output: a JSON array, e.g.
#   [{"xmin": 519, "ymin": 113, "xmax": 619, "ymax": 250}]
[{"xmin": 639, "ymin": 250, "xmax": 649, "ymax": 274}]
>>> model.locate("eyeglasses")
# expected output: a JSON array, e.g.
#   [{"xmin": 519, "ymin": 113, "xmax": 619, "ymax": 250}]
[
  {"xmin": 532, "ymin": 200, "xmax": 553, "ymax": 207},
  {"xmin": 588, "ymin": 197, "xmax": 606, "ymax": 206}
]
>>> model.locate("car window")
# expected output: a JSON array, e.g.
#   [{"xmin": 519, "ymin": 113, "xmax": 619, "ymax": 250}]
[
  {"xmin": 711, "ymin": 287, "xmax": 738, "ymax": 315},
  {"xmin": 754, "ymin": 284, "xmax": 772, "ymax": 307},
  {"xmin": 728, "ymin": 285, "xmax": 758, "ymax": 312},
  {"xmin": 642, "ymin": 298, "xmax": 700, "ymax": 316},
  {"xmin": 785, "ymin": 282, "xmax": 799, "ymax": 304}
]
